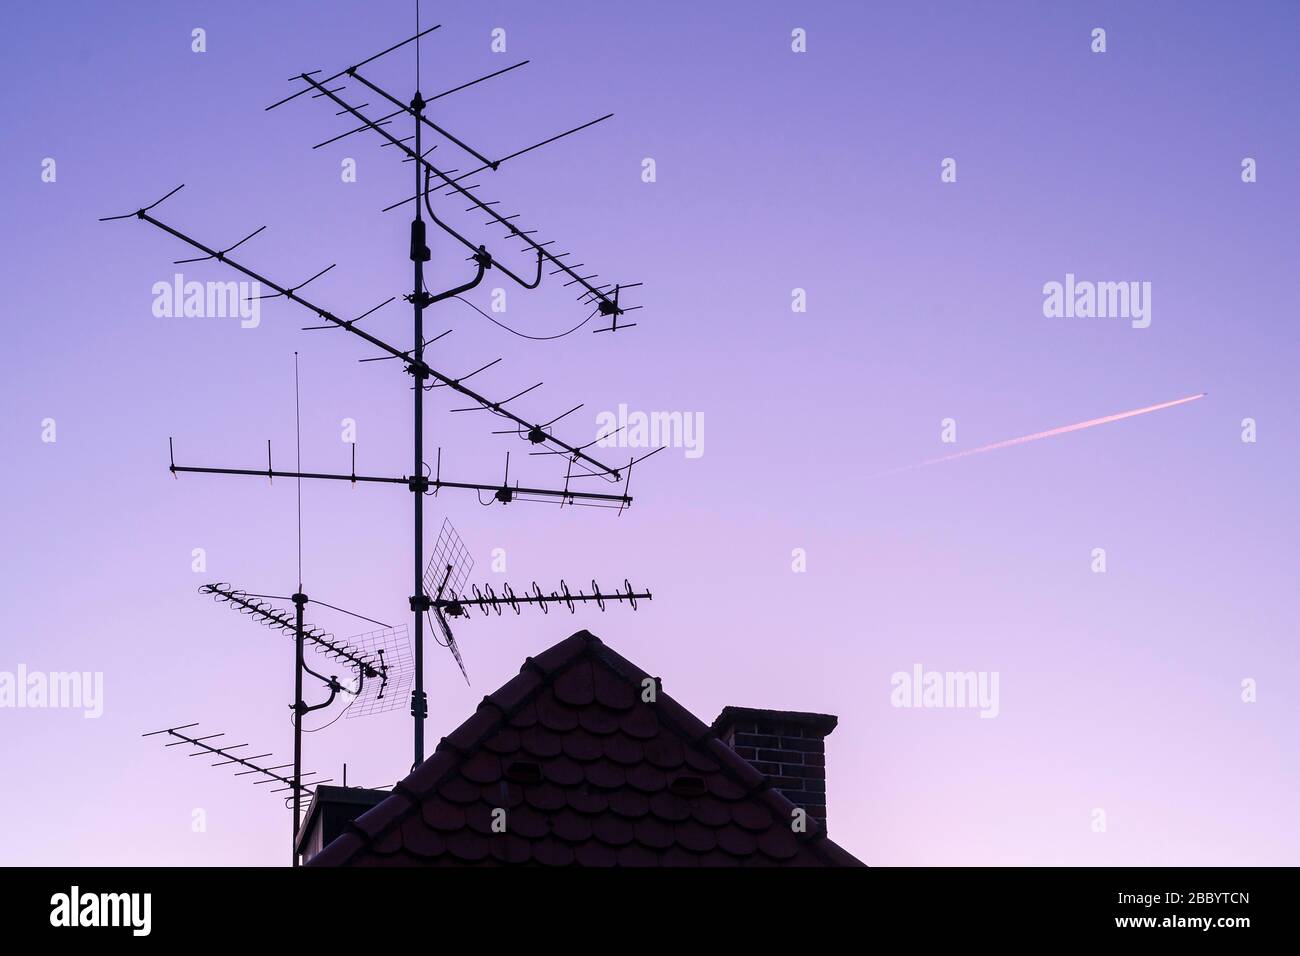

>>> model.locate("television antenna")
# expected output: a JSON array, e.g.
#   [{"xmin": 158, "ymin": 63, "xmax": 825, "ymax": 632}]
[
  {"xmin": 105, "ymin": 7, "xmax": 660, "ymax": 823},
  {"xmin": 192, "ymin": 582, "xmax": 410, "ymax": 865},
  {"xmin": 423, "ymin": 519, "xmax": 652, "ymax": 684},
  {"xmin": 142, "ymin": 723, "xmax": 333, "ymax": 799},
  {"xmin": 144, "ymin": 359, "xmax": 415, "ymax": 866}
]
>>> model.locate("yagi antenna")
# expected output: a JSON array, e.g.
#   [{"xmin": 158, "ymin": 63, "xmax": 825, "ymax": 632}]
[
  {"xmin": 199, "ymin": 584, "xmax": 413, "ymax": 719},
  {"xmin": 142, "ymin": 723, "xmax": 332, "ymax": 800},
  {"xmin": 122, "ymin": 217, "xmax": 627, "ymax": 480},
  {"xmin": 443, "ymin": 579, "xmax": 651, "ymax": 618},
  {"xmin": 105, "ymin": 15, "xmax": 659, "ymax": 800},
  {"xmin": 200, "ymin": 583, "xmax": 390, "ymax": 678},
  {"xmin": 291, "ymin": 73, "xmax": 637, "ymax": 322},
  {"xmin": 198, "ymin": 580, "xmax": 412, "ymax": 865},
  {"xmin": 421, "ymin": 519, "xmax": 652, "ymax": 684}
]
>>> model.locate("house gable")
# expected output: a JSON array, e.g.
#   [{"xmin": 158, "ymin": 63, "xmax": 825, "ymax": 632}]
[{"xmin": 308, "ymin": 631, "xmax": 863, "ymax": 867}]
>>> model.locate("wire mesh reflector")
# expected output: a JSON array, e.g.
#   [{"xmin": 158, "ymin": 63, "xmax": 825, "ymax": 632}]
[
  {"xmin": 346, "ymin": 624, "xmax": 412, "ymax": 718},
  {"xmin": 425, "ymin": 518, "xmax": 474, "ymax": 600}
]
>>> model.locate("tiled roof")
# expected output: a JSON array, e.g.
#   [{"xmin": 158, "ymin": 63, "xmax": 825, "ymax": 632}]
[{"xmin": 309, "ymin": 630, "xmax": 864, "ymax": 866}]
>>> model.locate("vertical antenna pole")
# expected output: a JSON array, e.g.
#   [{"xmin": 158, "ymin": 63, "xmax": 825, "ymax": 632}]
[
  {"xmin": 294, "ymin": 352, "xmax": 303, "ymax": 592},
  {"xmin": 292, "ymin": 354, "xmax": 306, "ymax": 867},
  {"xmin": 409, "ymin": 74, "xmax": 431, "ymax": 769},
  {"xmin": 291, "ymin": 589, "xmax": 307, "ymax": 867}
]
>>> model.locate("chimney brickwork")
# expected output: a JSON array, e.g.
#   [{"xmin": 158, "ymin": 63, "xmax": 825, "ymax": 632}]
[{"xmin": 711, "ymin": 706, "xmax": 838, "ymax": 832}]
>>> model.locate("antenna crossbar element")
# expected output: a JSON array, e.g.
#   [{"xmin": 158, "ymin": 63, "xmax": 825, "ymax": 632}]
[
  {"xmin": 125, "ymin": 208, "xmax": 410, "ymax": 359},
  {"xmin": 168, "ymin": 444, "xmax": 634, "ymax": 508},
  {"xmin": 426, "ymin": 60, "xmax": 531, "ymax": 103},
  {"xmin": 440, "ymin": 579, "xmax": 652, "ymax": 617},
  {"xmin": 420, "ymin": 520, "xmax": 652, "ymax": 687},
  {"xmin": 112, "ymin": 210, "xmax": 625, "ymax": 479},
  {"xmin": 111, "ymin": 20, "xmax": 657, "ymax": 785},
  {"xmin": 346, "ymin": 69, "xmax": 495, "ymax": 168},
  {"xmin": 142, "ymin": 724, "xmax": 326, "ymax": 797},
  {"xmin": 264, "ymin": 25, "xmax": 443, "ymax": 111},
  {"xmin": 345, "ymin": 66, "xmax": 612, "ymax": 177},
  {"xmin": 198, "ymin": 583, "xmax": 413, "ymax": 719},
  {"xmin": 294, "ymin": 75, "xmax": 633, "ymax": 328},
  {"xmin": 200, "ymin": 583, "xmax": 380, "ymax": 676}
]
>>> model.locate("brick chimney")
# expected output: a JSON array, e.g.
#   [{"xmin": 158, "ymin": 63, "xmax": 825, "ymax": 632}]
[{"xmin": 711, "ymin": 706, "xmax": 839, "ymax": 832}]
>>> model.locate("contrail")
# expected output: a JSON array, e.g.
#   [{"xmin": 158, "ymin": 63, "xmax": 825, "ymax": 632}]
[{"xmin": 890, "ymin": 393, "xmax": 1207, "ymax": 473}]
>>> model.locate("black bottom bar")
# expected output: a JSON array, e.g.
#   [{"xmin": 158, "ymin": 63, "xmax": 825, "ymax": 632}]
[{"xmin": 0, "ymin": 867, "xmax": 1285, "ymax": 942}]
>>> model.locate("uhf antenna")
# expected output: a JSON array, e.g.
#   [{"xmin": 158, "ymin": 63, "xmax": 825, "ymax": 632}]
[
  {"xmin": 423, "ymin": 519, "xmax": 651, "ymax": 684},
  {"xmin": 181, "ymin": 353, "xmax": 408, "ymax": 866},
  {"xmin": 193, "ymin": 581, "xmax": 410, "ymax": 865},
  {"xmin": 143, "ymin": 349, "xmax": 412, "ymax": 866},
  {"xmin": 105, "ymin": 13, "xmax": 659, "ymax": 796},
  {"xmin": 142, "ymin": 723, "xmax": 332, "ymax": 797}
]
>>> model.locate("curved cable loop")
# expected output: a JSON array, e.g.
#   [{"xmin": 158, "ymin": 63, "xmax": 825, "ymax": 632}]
[{"xmin": 422, "ymin": 168, "xmax": 543, "ymax": 289}]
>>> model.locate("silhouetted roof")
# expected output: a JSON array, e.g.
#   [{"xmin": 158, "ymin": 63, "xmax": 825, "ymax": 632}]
[{"xmin": 309, "ymin": 630, "xmax": 863, "ymax": 866}]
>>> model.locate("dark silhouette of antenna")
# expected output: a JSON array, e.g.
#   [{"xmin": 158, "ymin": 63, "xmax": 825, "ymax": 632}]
[
  {"xmin": 103, "ymin": 10, "xmax": 658, "ymax": 803},
  {"xmin": 151, "ymin": 355, "xmax": 415, "ymax": 866},
  {"xmin": 423, "ymin": 519, "xmax": 650, "ymax": 684},
  {"xmin": 142, "ymin": 723, "xmax": 332, "ymax": 798},
  {"xmin": 200, "ymin": 584, "xmax": 395, "ymax": 679},
  {"xmin": 197, "ymin": 581, "xmax": 409, "ymax": 865}
]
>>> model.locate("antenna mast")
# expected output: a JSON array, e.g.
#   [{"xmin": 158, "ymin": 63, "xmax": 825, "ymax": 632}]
[
  {"xmin": 113, "ymin": 10, "xmax": 660, "ymax": 859},
  {"xmin": 157, "ymin": 582, "xmax": 411, "ymax": 864},
  {"xmin": 409, "ymin": 23, "xmax": 430, "ymax": 768}
]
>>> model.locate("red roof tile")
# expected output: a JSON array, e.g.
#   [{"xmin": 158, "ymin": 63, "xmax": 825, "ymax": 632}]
[{"xmin": 308, "ymin": 631, "xmax": 864, "ymax": 867}]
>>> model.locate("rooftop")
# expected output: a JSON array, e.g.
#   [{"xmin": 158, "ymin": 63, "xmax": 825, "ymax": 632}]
[{"xmin": 308, "ymin": 630, "xmax": 863, "ymax": 866}]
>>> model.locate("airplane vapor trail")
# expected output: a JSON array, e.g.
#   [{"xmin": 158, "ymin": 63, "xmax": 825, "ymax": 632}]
[{"xmin": 894, "ymin": 392, "xmax": 1207, "ymax": 473}]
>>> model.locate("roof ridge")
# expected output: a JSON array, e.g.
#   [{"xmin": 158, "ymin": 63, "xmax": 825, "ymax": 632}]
[
  {"xmin": 308, "ymin": 629, "xmax": 862, "ymax": 867},
  {"xmin": 314, "ymin": 630, "xmax": 604, "ymax": 864},
  {"xmin": 582, "ymin": 638, "xmax": 848, "ymax": 863}
]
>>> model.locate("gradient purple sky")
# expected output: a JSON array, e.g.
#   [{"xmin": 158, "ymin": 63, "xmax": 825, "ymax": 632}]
[{"xmin": 3, "ymin": 0, "xmax": 1298, "ymax": 866}]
